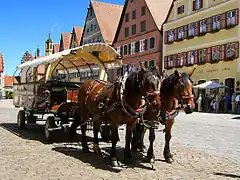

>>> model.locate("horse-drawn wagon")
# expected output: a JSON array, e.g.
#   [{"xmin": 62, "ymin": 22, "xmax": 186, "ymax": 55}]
[{"xmin": 13, "ymin": 43, "xmax": 122, "ymax": 141}]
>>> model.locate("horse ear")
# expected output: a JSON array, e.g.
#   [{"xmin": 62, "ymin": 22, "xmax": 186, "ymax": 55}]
[
  {"xmin": 174, "ymin": 70, "xmax": 180, "ymax": 79},
  {"xmin": 188, "ymin": 67, "xmax": 196, "ymax": 77},
  {"xmin": 139, "ymin": 61, "xmax": 147, "ymax": 72}
]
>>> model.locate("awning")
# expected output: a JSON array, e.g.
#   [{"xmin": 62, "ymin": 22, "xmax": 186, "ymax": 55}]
[
  {"xmin": 194, "ymin": 81, "xmax": 226, "ymax": 89},
  {"xmin": 16, "ymin": 43, "xmax": 122, "ymax": 70}
]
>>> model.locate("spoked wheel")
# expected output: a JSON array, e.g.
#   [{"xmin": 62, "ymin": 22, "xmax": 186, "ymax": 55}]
[
  {"xmin": 17, "ymin": 110, "xmax": 26, "ymax": 129},
  {"xmin": 100, "ymin": 125, "xmax": 111, "ymax": 142},
  {"xmin": 45, "ymin": 116, "xmax": 56, "ymax": 141}
]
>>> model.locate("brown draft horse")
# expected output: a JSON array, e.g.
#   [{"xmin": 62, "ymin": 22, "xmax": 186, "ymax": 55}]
[
  {"xmin": 132, "ymin": 68, "xmax": 196, "ymax": 164},
  {"xmin": 72, "ymin": 63, "xmax": 161, "ymax": 166}
]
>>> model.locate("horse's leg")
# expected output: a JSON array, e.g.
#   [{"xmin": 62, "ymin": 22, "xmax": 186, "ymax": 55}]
[
  {"xmin": 110, "ymin": 125, "xmax": 120, "ymax": 167},
  {"xmin": 124, "ymin": 124, "xmax": 135, "ymax": 164},
  {"xmin": 147, "ymin": 128, "xmax": 155, "ymax": 163},
  {"xmin": 131, "ymin": 123, "xmax": 139, "ymax": 153},
  {"xmin": 81, "ymin": 112, "xmax": 90, "ymax": 153},
  {"xmin": 164, "ymin": 118, "xmax": 175, "ymax": 163},
  {"xmin": 70, "ymin": 108, "xmax": 81, "ymax": 140},
  {"xmin": 93, "ymin": 114, "xmax": 101, "ymax": 154},
  {"xmin": 138, "ymin": 125, "xmax": 147, "ymax": 153}
]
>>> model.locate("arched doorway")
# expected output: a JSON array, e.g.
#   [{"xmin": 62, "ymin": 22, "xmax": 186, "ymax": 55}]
[{"xmin": 225, "ymin": 78, "xmax": 234, "ymax": 96}]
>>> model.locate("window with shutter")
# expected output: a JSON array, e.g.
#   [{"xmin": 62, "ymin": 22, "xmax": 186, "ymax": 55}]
[
  {"xmin": 150, "ymin": 37, "xmax": 155, "ymax": 49},
  {"xmin": 140, "ymin": 40, "xmax": 145, "ymax": 52},
  {"xmin": 200, "ymin": 19, "xmax": 207, "ymax": 34},
  {"xmin": 128, "ymin": 44, "xmax": 131, "ymax": 55},
  {"xmin": 227, "ymin": 10, "xmax": 236, "ymax": 27},
  {"xmin": 211, "ymin": 46, "xmax": 220, "ymax": 62},
  {"xmin": 188, "ymin": 23, "xmax": 195, "ymax": 37},
  {"xmin": 226, "ymin": 43, "xmax": 235, "ymax": 59},
  {"xmin": 117, "ymin": 46, "xmax": 121, "ymax": 54},
  {"xmin": 220, "ymin": 13, "xmax": 226, "ymax": 29},
  {"xmin": 178, "ymin": 27, "xmax": 184, "ymax": 40},
  {"xmin": 124, "ymin": 45, "xmax": 128, "ymax": 55},
  {"xmin": 179, "ymin": 54, "xmax": 184, "ymax": 67},
  {"xmin": 212, "ymin": 15, "xmax": 221, "ymax": 31},
  {"xmin": 168, "ymin": 30, "xmax": 174, "ymax": 42},
  {"xmin": 135, "ymin": 41, "xmax": 140, "ymax": 52},
  {"xmin": 177, "ymin": 5, "xmax": 184, "ymax": 14},
  {"xmin": 149, "ymin": 60, "xmax": 155, "ymax": 69},
  {"xmin": 187, "ymin": 51, "xmax": 195, "ymax": 65},
  {"xmin": 144, "ymin": 39, "xmax": 148, "ymax": 50},
  {"xmin": 131, "ymin": 42, "xmax": 135, "ymax": 54},
  {"xmin": 199, "ymin": 49, "xmax": 204, "ymax": 64}
]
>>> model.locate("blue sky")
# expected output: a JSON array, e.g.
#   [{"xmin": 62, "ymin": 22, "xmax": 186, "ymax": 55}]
[{"xmin": 0, "ymin": 0, "xmax": 124, "ymax": 75}]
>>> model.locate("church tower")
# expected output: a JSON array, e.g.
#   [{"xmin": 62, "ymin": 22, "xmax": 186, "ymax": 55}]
[{"xmin": 45, "ymin": 33, "xmax": 53, "ymax": 56}]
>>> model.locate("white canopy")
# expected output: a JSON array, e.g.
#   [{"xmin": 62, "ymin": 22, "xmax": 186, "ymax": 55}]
[
  {"xmin": 16, "ymin": 43, "xmax": 122, "ymax": 70},
  {"xmin": 194, "ymin": 81, "xmax": 226, "ymax": 89}
]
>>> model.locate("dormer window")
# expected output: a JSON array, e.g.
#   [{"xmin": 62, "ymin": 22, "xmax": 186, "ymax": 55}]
[{"xmin": 177, "ymin": 5, "xmax": 184, "ymax": 14}]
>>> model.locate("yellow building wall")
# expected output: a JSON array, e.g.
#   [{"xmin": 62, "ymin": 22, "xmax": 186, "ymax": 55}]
[
  {"xmin": 209, "ymin": 0, "xmax": 227, "ymax": 8},
  {"xmin": 167, "ymin": 60, "xmax": 239, "ymax": 84},
  {"xmin": 163, "ymin": 0, "xmax": 239, "ymax": 89}
]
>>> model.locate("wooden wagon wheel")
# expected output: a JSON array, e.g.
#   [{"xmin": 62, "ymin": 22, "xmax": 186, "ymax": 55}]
[
  {"xmin": 45, "ymin": 116, "xmax": 56, "ymax": 141},
  {"xmin": 17, "ymin": 110, "xmax": 26, "ymax": 129}
]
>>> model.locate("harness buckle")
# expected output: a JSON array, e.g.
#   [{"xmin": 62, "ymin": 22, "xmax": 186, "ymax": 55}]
[{"xmin": 98, "ymin": 102, "xmax": 104, "ymax": 109}]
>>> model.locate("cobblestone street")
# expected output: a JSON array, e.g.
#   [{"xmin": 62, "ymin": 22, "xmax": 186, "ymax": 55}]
[{"xmin": 0, "ymin": 99, "xmax": 239, "ymax": 179}]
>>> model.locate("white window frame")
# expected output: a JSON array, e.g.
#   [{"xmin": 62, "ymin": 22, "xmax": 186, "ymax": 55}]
[
  {"xmin": 178, "ymin": 27, "xmax": 184, "ymax": 40},
  {"xmin": 131, "ymin": 42, "xmax": 135, "ymax": 55},
  {"xmin": 226, "ymin": 43, "xmax": 235, "ymax": 59},
  {"xmin": 117, "ymin": 46, "xmax": 121, "ymax": 54},
  {"xmin": 188, "ymin": 51, "xmax": 195, "ymax": 65},
  {"xmin": 212, "ymin": 46, "xmax": 220, "ymax": 61},
  {"xmin": 200, "ymin": 19, "xmax": 207, "ymax": 33},
  {"xmin": 227, "ymin": 10, "xmax": 236, "ymax": 26},
  {"xmin": 140, "ymin": 39, "xmax": 145, "ymax": 52},
  {"xmin": 188, "ymin": 23, "xmax": 195, "ymax": 37},
  {"xmin": 195, "ymin": 0, "xmax": 201, "ymax": 10},
  {"xmin": 212, "ymin": 15, "xmax": 220, "ymax": 30},
  {"xmin": 168, "ymin": 30, "xmax": 174, "ymax": 42}
]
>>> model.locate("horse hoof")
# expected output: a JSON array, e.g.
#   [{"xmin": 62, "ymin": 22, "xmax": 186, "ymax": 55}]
[
  {"xmin": 111, "ymin": 158, "xmax": 119, "ymax": 167},
  {"xmin": 165, "ymin": 157, "xmax": 174, "ymax": 163},
  {"xmin": 149, "ymin": 158, "xmax": 155, "ymax": 164}
]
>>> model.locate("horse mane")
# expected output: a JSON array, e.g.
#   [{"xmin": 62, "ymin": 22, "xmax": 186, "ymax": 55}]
[{"xmin": 161, "ymin": 71, "xmax": 191, "ymax": 97}]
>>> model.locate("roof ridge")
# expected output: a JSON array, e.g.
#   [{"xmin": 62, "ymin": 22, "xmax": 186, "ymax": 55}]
[{"xmin": 91, "ymin": 0, "xmax": 123, "ymax": 8}]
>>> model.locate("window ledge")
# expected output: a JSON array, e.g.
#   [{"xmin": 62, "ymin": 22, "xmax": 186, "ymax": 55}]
[{"xmin": 211, "ymin": 59, "xmax": 220, "ymax": 63}]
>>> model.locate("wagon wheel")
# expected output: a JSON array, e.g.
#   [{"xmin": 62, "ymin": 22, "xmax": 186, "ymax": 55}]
[
  {"xmin": 17, "ymin": 110, "xmax": 26, "ymax": 129},
  {"xmin": 45, "ymin": 116, "xmax": 56, "ymax": 141},
  {"xmin": 100, "ymin": 124, "xmax": 111, "ymax": 142}
]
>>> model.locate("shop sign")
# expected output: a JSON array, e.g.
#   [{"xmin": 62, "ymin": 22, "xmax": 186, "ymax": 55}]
[{"xmin": 198, "ymin": 67, "xmax": 231, "ymax": 73}]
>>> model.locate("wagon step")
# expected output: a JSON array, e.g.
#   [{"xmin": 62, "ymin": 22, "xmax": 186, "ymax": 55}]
[{"xmin": 47, "ymin": 124, "xmax": 69, "ymax": 132}]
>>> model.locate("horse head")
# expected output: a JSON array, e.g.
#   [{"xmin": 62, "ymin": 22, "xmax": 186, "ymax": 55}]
[
  {"xmin": 125, "ymin": 62, "xmax": 161, "ymax": 111},
  {"xmin": 160, "ymin": 68, "xmax": 196, "ymax": 114},
  {"xmin": 171, "ymin": 68, "xmax": 196, "ymax": 114}
]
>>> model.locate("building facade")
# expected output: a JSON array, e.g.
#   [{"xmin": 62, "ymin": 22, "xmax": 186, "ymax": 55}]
[
  {"xmin": 80, "ymin": 0, "xmax": 123, "ymax": 45},
  {"xmin": 113, "ymin": 0, "xmax": 172, "ymax": 74},
  {"xmin": 163, "ymin": 0, "xmax": 239, "ymax": 94}
]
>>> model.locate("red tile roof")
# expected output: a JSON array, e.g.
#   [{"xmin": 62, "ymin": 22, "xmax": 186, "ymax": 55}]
[
  {"xmin": 0, "ymin": 53, "xmax": 3, "ymax": 73},
  {"xmin": 73, "ymin": 26, "xmax": 83, "ymax": 46},
  {"xmin": 53, "ymin": 44, "xmax": 60, "ymax": 53},
  {"xmin": 145, "ymin": 0, "xmax": 173, "ymax": 30},
  {"xmin": 91, "ymin": 0, "xmax": 123, "ymax": 44},
  {"xmin": 4, "ymin": 76, "xmax": 14, "ymax": 87},
  {"xmin": 60, "ymin": 32, "xmax": 71, "ymax": 51}
]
